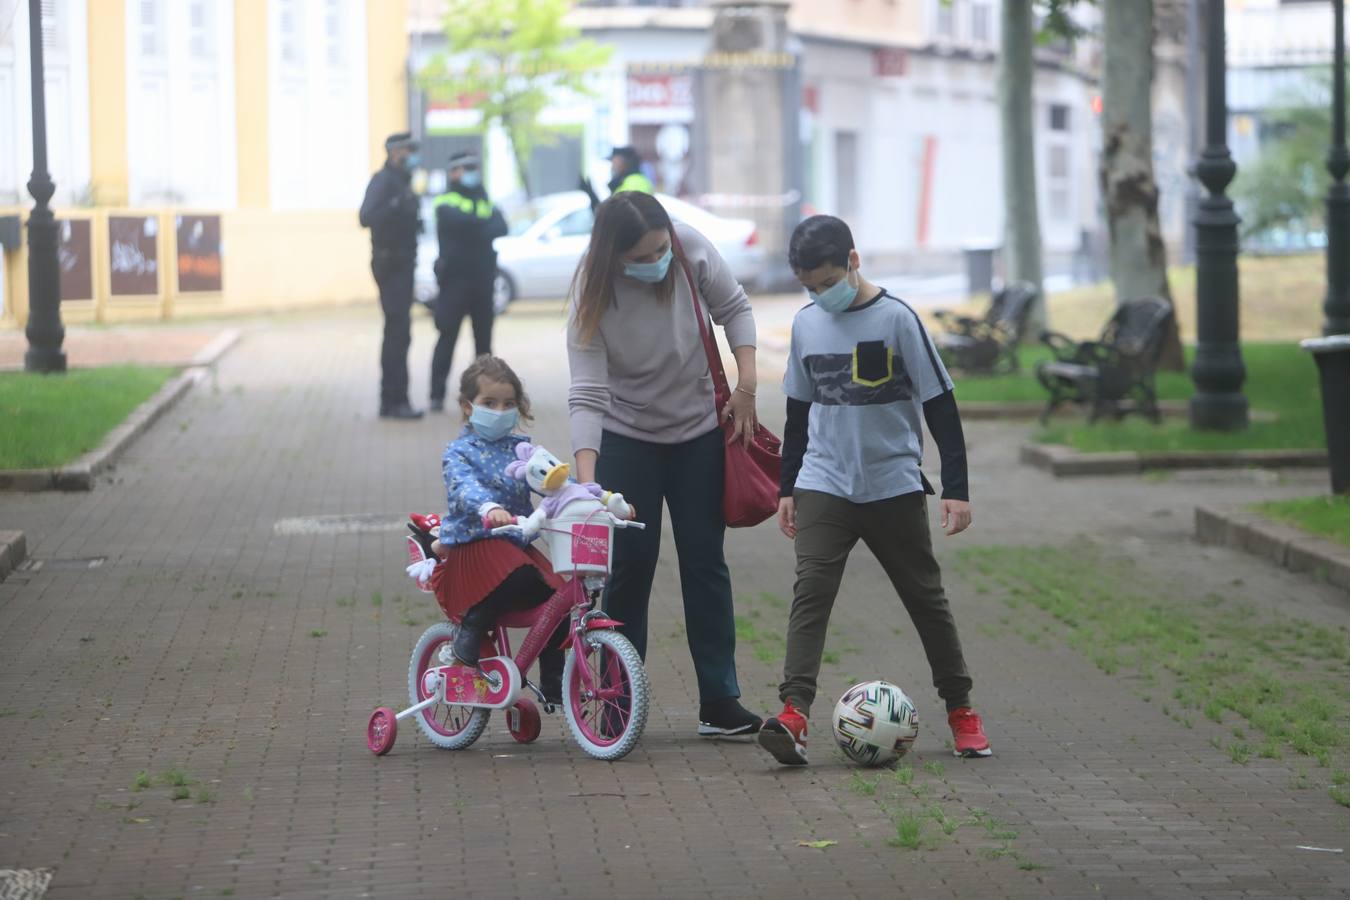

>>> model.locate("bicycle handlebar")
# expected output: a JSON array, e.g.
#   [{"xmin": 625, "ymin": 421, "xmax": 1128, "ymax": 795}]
[{"xmin": 489, "ymin": 513, "xmax": 645, "ymax": 537}]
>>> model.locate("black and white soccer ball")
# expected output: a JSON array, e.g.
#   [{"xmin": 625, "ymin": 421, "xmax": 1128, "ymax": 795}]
[{"xmin": 831, "ymin": 680, "xmax": 919, "ymax": 767}]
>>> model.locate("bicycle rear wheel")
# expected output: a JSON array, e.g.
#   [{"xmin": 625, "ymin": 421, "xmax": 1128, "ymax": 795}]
[
  {"xmin": 408, "ymin": 623, "xmax": 490, "ymax": 749},
  {"xmin": 562, "ymin": 630, "xmax": 649, "ymax": 760}
]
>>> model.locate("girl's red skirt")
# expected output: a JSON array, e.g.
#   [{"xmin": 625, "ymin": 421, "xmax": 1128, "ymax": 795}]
[{"xmin": 431, "ymin": 537, "xmax": 563, "ymax": 621}]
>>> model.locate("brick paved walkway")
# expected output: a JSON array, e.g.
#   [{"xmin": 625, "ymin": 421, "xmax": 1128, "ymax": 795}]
[{"xmin": 1, "ymin": 303, "xmax": 1347, "ymax": 899}]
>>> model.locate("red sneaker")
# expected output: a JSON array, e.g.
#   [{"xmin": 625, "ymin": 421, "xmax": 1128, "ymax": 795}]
[
  {"xmin": 948, "ymin": 707, "xmax": 992, "ymax": 758},
  {"xmin": 758, "ymin": 702, "xmax": 808, "ymax": 766}
]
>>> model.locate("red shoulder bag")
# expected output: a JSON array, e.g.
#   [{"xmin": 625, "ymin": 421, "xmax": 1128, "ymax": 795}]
[{"xmin": 672, "ymin": 231, "xmax": 782, "ymax": 528}]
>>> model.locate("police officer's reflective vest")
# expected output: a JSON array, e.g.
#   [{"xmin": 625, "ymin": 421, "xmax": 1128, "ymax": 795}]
[
  {"xmin": 433, "ymin": 191, "xmax": 495, "ymax": 219},
  {"xmin": 615, "ymin": 172, "xmax": 654, "ymax": 194}
]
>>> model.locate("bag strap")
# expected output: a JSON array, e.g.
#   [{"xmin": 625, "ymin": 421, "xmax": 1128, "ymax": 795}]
[{"xmin": 670, "ymin": 228, "xmax": 732, "ymax": 408}]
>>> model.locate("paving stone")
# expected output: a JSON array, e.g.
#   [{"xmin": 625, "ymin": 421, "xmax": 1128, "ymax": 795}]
[{"xmin": 2, "ymin": 305, "xmax": 1347, "ymax": 899}]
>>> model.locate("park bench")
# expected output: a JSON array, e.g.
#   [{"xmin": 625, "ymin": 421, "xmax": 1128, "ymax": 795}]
[
  {"xmin": 1034, "ymin": 296, "xmax": 1174, "ymax": 425},
  {"xmin": 933, "ymin": 281, "xmax": 1039, "ymax": 375}
]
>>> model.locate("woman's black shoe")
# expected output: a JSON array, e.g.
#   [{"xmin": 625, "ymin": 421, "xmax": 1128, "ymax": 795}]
[
  {"xmin": 697, "ymin": 698, "xmax": 763, "ymax": 736},
  {"xmin": 539, "ymin": 648, "xmax": 564, "ymax": 706}
]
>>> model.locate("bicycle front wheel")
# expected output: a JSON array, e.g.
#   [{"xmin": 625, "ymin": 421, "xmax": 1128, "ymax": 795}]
[{"xmin": 563, "ymin": 630, "xmax": 649, "ymax": 761}]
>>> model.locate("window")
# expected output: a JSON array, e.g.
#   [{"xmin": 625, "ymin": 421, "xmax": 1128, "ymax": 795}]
[
  {"xmin": 1049, "ymin": 103, "xmax": 1070, "ymax": 132},
  {"xmin": 555, "ymin": 207, "xmax": 594, "ymax": 238},
  {"xmin": 278, "ymin": 0, "xmax": 303, "ymax": 67},
  {"xmin": 834, "ymin": 130, "xmax": 858, "ymax": 220},
  {"xmin": 324, "ymin": 0, "xmax": 344, "ymax": 67},
  {"xmin": 138, "ymin": 0, "xmax": 163, "ymax": 58},
  {"xmin": 1048, "ymin": 145, "xmax": 1071, "ymax": 218},
  {"xmin": 935, "ymin": 1, "xmax": 954, "ymax": 38},
  {"xmin": 971, "ymin": 2, "xmax": 991, "ymax": 42},
  {"xmin": 188, "ymin": 0, "xmax": 212, "ymax": 60},
  {"xmin": 39, "ymin": 0, "xmax": 62, "ymax": 53},
  {"xmin": 1048, "ymin": 144, "xmax": 1070, "ymax": 179}
]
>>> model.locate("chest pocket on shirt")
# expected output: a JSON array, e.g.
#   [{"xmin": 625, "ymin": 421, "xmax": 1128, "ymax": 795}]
[{"xmin": 852, "ymin": 340, "xmax": 893, "ymax": 387}]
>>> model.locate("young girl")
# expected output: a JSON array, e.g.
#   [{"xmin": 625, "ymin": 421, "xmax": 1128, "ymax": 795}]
[{"xmin": 429, "ymin": 355, "xmax": 565, "ymax": 701}]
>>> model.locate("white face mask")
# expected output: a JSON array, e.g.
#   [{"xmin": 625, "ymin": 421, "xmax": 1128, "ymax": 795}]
[
  {"xmin": 469, "ymin": 405, "xmax": 518, "ymax": 441},
  {"xmin": 623, "ymin": 246, "xmax": 673, "ymax": 283},
  {"xmin": 807, "ymin": 266, "xmax": 859, "ymax": 313}
]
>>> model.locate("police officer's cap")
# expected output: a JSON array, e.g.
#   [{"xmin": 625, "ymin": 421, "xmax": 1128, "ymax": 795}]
[
  {"xmin": 385, "ymin": 132, "xmax": 419, "ymax": 152},
  {"xmin": 448, "ymin": 151, "xmax": 480, "ymax": 169},
  {"xmin": 608, "ymin": 145, "xmax": 641, "ymax": 165}
]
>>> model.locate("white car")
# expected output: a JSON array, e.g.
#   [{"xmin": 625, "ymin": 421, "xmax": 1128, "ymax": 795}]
[{"xmin": 415, "ymin": 191, "xmax": 766, "ymax": 314}]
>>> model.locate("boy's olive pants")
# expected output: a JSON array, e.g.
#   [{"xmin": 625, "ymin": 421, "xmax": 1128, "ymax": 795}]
[{"xmin": 781, "ymin": 489, "xmax": 973, "ymax": 717}]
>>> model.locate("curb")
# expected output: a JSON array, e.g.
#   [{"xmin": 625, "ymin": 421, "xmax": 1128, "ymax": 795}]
[
  {"xmin": 0, "ymin": 530, "xmax": 27, "ymax": 582},
  {"xmin": 1021, "ymin": 443, "xmax": 1328, "ymax": 477},
  {"xmin": 0, "ymin": 366, "xmax": 209, "ymax": 492},
  {"xmin": 190, "ymin": 328, "xmax": 241, "ymax": 367},
  {"xmin": 1196, "ymin": 505, "xmax": 1350, "ymax": 593}
]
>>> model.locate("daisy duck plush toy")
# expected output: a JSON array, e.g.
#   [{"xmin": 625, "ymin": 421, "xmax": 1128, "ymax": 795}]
[{"xmin": 504, "ymin": 442, "xmax": 634, "ymax": 539}]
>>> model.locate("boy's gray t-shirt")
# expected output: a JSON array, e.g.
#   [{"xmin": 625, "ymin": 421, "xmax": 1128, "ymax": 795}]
[{"xmin": 782, "ymin": 290, "xmax": 953, "ymax": 503}]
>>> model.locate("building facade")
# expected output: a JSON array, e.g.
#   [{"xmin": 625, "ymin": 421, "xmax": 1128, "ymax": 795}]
[
  {"xmin": 409, "ymin": 0, "xmax": 1103, "ymax": 280},
  {"xmin": 1, "ymin": 0, "xmax": 408, "ymax": 326}
]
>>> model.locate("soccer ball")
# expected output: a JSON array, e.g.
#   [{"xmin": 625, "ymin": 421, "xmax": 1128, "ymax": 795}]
[{"xmin": 831, "ymin": 681, "xmax": 919, "ymax": 767}]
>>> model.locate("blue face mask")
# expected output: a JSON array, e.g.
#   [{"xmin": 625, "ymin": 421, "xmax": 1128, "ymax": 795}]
[
  {"xmin": 808, "ymin": 267, "xmax": 859, "ymax": 313},
  {"xmin": 459, "ymin": 170, "xmax": 481, "ymax": 188},
  {"xmin": 405, "ymin": 153, "xmax": 420, "ymax": 170},
  {"xmin": 469, "ymin": 405, "xmax": 518, "ymax": 441},
  {"xmin": 623, "ymin": 246, "xmax": 673, "ymax": 283}
]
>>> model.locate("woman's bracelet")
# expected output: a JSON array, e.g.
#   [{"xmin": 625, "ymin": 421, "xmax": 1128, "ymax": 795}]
[{"xmin": 734, "ymin": 386, "xmax": 756, "ymax": 398}]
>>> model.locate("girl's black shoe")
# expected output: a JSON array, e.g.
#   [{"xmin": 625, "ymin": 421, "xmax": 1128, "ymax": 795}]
[{"xmin": 452, "ymin": 624, "xmax": 484, "ymax": 667}]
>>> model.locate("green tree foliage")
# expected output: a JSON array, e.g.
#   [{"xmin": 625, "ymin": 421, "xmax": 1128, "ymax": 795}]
[
  {"xmin": 1233, "ymin": 72, "xmax": 1343, "ymax": 239},
  {"xmin": 419, "ymin": 0, "xmax": 612, "ymax": 197}
]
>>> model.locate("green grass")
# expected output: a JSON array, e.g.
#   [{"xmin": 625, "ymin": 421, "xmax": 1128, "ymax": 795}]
[
  {"xmin": 0, "ymin": 365, "xmax": 175, "ymax": 468},
  {"xmin": 1030, "ymin": 344, "xmax": 1325, "ymax": 453},
  {"xmin": 1255, "ymin": 495, "xmax": 1350, "ymax": 549},
  {"xmin": 963, "ymin": 544, "xmax": 1349, "ymax": 805},
  {"xmin": 888, "ymin": 813, "xmax": 924, "ymax": 850}
]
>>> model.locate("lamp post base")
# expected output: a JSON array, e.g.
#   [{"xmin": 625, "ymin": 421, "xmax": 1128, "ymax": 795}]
[
  {"xmin": 23, "ymin": 346, "xmax": 67, "ymax": 374},
  {"xmin": 1189, "ymin": 393, "xmax": 1249, "ymax": 431}
]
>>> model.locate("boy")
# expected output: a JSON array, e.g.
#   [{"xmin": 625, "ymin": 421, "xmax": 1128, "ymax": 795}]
[{"xmin": 757, "ymin": 215, "xmax": 992, "ymax": 766}]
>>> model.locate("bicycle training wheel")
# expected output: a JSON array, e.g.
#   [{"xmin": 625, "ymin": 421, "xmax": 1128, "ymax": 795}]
[
  {"xmin": 562, "ymin": 630, "xmax": 649, "ymax": 761},
  {"xmin": 408, "ymin": 623, "xmax": 490, "ymax": 750}
]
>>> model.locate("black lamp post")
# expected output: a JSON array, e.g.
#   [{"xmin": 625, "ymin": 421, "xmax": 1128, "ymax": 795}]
[
  {"xmin": 1189, "ymin": 0, "xmax": 1248, "ymax": 431},
  {"xmin": 23, "ymin": 0, "xmax": 66, "ymax": 373},
  {"xmin": 1326, "ymin": 0, "xmax": 1349, "ymax": 336}
]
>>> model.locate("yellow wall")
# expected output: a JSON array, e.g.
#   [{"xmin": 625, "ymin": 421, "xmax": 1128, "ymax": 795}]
[
  {"xmin": 0, "ymin": 208, "xmax": 374, "ymax": 327},
  {"xmin": 235, "ymin": 0, "xmax": 270, "ymax": 208},
  {"xmin": 87, "ymin": 0, "xmax": 129, "ymax": 206},
  {"xmin": 0, "ymin": 1, "xmax": 416, "ymax": 329},
  {"xmin": 367, "ymin": 0, "xmax": 410, "ymax": 171}
]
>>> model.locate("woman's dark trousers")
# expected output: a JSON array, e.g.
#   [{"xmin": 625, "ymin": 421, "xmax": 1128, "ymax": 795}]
[{"xmin": 596, "ymin": 427, "xmax": 741, "ymax": 703}]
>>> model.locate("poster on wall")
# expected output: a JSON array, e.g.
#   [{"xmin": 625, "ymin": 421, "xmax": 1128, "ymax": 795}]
[
  {"xmin": 58, "ymin": 219, "xmax": 93, "ymax": 302},
  {"xmin": 109, "ymin": 215, "xmax": 159, "ymax": 297},
  {"xmin": 176, "ymin": 214, "xmax": 223, "ymax": 293}
]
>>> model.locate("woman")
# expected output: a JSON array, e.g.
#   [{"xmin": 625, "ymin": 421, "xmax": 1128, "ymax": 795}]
[{"xmin": 567, "ymin": 192, "xmax": 762, "ymax": 737}]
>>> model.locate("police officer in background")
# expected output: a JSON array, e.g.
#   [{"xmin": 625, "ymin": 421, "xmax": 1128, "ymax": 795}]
[
  {"xmin": 359, "ymin": 131, "xmax": 423, "ymax": 420},
  {"xmin": 429, "ymin": 151, "xmax": 508, "ymax": 411},
  {"xmin": 580, "ymin": 145, "xmax": 654, "ymax": 211}
]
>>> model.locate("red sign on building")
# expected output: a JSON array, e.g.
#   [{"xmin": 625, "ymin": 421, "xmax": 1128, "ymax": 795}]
[{"xmin": 873, "ymin": 48, "xmax": 908, "ymax": 78}]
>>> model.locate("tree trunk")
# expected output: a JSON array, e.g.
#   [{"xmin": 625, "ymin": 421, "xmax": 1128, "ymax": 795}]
[
  {"xmin": 1101, "ymin": 0, "xmax": 1185, "ymax": 370},
  {"xmin": 500, "ymin": 112, "xmax": 534, "ymax": 199},
  {"xmin": 999, "ymin": 0, "xmax": 1046, "ymax": 333},
  {"xmin": 511, "ymin": 141, "xmax": 533, "ymax": 199}
]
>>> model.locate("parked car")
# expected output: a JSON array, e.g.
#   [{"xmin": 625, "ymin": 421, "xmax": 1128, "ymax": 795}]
[{"xmin": 415, "ymin": 191, "xmax": 765, "ymax": 315}]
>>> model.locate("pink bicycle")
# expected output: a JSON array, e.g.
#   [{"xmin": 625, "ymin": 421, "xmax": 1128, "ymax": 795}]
[{"xmin": 366, "ymin": 504, "xmax": 650, "ymax": 761}]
